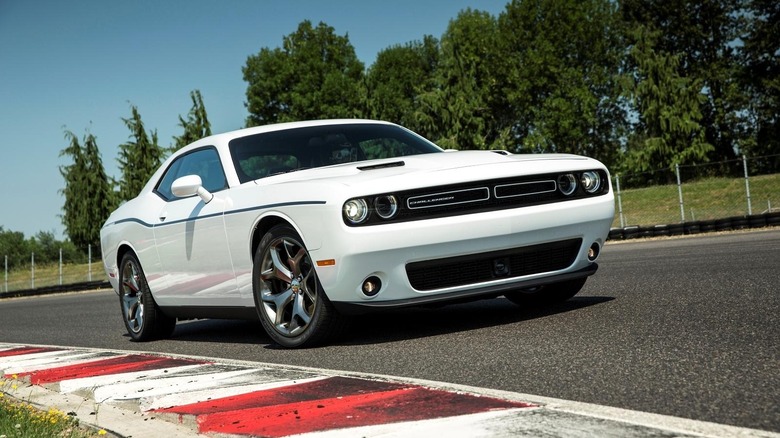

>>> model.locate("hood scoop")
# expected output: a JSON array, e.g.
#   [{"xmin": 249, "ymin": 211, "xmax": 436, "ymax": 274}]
[{"xmin": 357, "ymin": 160, "xmax": 405, "ymax": 171}]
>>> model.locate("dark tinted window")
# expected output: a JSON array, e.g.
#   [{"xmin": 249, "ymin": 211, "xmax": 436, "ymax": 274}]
[
  {"xmin": 155, "ymin": 147, "xmax": 226, "ymax": 201},
  {"xmin": 229, "ymin": 124, "xmax": 442, "ymax": 184}
]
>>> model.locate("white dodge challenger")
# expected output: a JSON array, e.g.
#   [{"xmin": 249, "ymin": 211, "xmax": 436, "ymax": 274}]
[{"xmin": 100, "ymin": 119, "xmax": 614, "ymax": 348}]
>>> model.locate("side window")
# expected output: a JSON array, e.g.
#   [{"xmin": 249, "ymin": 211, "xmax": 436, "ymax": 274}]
[{"xmin": 155, "ymin": 148, "xmax": 226, "ymax": 201}]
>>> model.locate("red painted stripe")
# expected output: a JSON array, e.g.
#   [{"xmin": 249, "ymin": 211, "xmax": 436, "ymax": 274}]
[
  {"xmin": 0, "ymin": 346, "xmax": 61, "ymax": 358},
  {"xmin": 155, "ymin": 376, "xmax": 411, "ymax": 415},
  {"xmin": 18, "ymin": 355, "xmax": 207, "ymax": 384},
  {"xmin": 198, "ymin": 385, "xmax": 533, "ymax": 436}
]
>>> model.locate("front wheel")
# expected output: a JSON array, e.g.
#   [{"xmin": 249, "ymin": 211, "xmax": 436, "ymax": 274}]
[
  {"xmin": 505, "ymin": 277, "xmax": 587, "ymax": 307},
  {"xmin": 118, "ymin": 252, "xmax": 176, "ymax": 341},
  {"xmin": 252, "ymin": 225, "xmax": 344, "ymax": 348}
]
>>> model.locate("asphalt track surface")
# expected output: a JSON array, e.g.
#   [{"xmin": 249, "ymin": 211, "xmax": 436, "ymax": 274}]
[{"xmin": 1, "ymin": 229, "xmax": 778, "ymax": 433}]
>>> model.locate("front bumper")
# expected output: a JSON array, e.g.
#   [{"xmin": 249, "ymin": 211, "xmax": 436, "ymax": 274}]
[{"xmin": 309, "ymin": 193, "xmax": 614, "ymax": 306}]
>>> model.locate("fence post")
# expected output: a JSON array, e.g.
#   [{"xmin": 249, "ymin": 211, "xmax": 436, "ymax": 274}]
[
  {"xmin": 31, "ymin": 252, "xmax": 35, "ymax": 290},
  {"xmin": 88, "ymin": 245, "xmax": 92, "ymax": 282},
  {"xmin": 615, "ymin": 175, "xmax": 625, "ymax": 228},
  {"xmin": 675, "ymin": 163, "xmax": 685, "ymax": 223},
  {"xmin": 743, "ymin": 155, "xmax": 752, "ymax": 215},
  {"xmin": 59, "ymin": 248, "xmax": 63, "ymax": 286},
  {"xmin": 4, "ymin": 255, "xmax": 7, "ymax": 293}
]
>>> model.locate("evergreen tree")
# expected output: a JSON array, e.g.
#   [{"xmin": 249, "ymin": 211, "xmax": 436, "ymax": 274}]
[
  {"xmin": 117, "ymin": 105, "xmax": 164, "ymax": 202},
  {"xmin": 172, "ymin": 89, "xmax": 212, "ymax": 152},
  {"xmin": 243, "ymin": 20, "xmax": 365, "ymax": 126},
  {"xmin": 59, "ymin": 131, "xmax": 89, "ymax": 248},
  {"xmin": 82, "ymin": 133, "xmax": 114, "ymax": 249},
  {"xmin": 620, "ymin": 0, "xmax": 745, "ymax": 166},
  {"xmin": 741, "ymin": 0, "xmax": 780, "ymax": 170},
  {"xmin": 623, "ymin": 25, "xmax": 713, "ymax": 174},
  {"xmin": 59, "ymin": 130, "xmax": 113, "ymax": 249}
]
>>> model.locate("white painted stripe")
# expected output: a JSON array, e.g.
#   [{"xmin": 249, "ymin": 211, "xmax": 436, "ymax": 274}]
[
  {"xmin": 93, "ymin": 368, "xmax": 265, "ymax": 402},
  {"xmin": 287, "ymin": 409, "xmax": 534, "ymax": 438},
  {"xmin": 2, "ymin": 352, "xmax": 119, "ymax": 375},
  {"xmin": 287, "ymin": 406, "xmax": 780, "ymax": 438},
  {"xmin": 0, "ymin": 349, "xmax": 81, "ymax": 365},
  {"xmin": 142, "ymin": 375, "xmax": 330, "ymax": 411},
  {"xmin": 59, "ymin": 364, "xmax": 206, "ymax": 393}
]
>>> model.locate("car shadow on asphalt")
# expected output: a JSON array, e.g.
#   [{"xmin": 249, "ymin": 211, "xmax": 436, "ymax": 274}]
[
  {"xmin": 339, "ymin": 295, "xmax": 614, "ymax": 346},
  {"xmin": 162, "ymin": 295, "xmax": 614, "ymax": 348}
]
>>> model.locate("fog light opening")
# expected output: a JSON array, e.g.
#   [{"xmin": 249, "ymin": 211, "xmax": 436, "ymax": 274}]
[
  {"xmin": 588, "ymin": 242, "xmax": 601, "ymax": 262},
  {"xmin": 362, "ymin": 276, "xmax": 382, "ymax": 297}
]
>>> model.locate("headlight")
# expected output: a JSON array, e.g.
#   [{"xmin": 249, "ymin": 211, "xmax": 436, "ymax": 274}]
[
  {"xmin": 580, "ymin": 171, "xmax": 601, "ymax": 193},
  {"xmin": 343, "ymin": 198, "xmax": 369, "ymax": 224},
  {"xmin": 557, "ymin": 174, "xmax": 577, "ymax": 196},
  {"xmin": 374, "ymin": 195, "xmax": 398, "ymax": 219}
]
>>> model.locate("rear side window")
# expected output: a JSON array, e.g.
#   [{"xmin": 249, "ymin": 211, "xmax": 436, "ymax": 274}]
[{"xmin": 155, "ymin": 147, "xmax": 226, "ymax": 201}]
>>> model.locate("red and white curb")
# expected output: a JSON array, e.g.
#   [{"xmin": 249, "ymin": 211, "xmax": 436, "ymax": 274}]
[{"xmin": 1, "ymin": 343, "xmax": 776, "ymax": 438}]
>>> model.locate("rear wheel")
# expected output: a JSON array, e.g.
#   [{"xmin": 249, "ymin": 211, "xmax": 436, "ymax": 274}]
[
  {"xmin": 253, "ymin": 225, "xmax": 343, "ymax": 348},
  {"xmin": 505, "ymin": 277, "xmax": 587, "ymax": 307},
  {"xmin": 119, "ymin": 252, "xmax": 176, "ymax": 341}
]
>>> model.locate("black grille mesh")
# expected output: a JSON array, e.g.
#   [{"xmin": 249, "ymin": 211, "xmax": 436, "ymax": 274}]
[{"xmin": 406, "ymin": 238, "xmax": 582, "ymax": 291}]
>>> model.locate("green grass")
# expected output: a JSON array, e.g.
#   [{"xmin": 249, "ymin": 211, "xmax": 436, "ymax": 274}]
[
  {"xmin": 613, "ymin": 173, "xmax": 780, "ymax": 228},
  {"xmin": 1, "ymin": 375, "xmax": 106, "ymax": 437},
  {"xmin": 1, "ymin": 262, "xmax": 103, "ymax": 293}
]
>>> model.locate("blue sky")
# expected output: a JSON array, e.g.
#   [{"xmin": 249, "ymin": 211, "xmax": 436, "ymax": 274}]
[{"xmin": 0, "ymin": 0, "xmax": 509, "ymax": 241}]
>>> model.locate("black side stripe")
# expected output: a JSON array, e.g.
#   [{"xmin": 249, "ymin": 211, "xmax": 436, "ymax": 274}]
[{"xmin": 105, "ymin": 200, "xmax": 327, "ymax": 229}]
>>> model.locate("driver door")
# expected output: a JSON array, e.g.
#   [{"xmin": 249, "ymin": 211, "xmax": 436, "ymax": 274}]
[{"xmin": 151, "ymin": 147, "xmax": 240, "ymax": 307}]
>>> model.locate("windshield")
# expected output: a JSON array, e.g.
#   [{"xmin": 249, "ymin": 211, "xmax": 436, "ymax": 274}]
[{"xmin": 228, "ymin": 123, "xmax": 442, "ymax": 183}]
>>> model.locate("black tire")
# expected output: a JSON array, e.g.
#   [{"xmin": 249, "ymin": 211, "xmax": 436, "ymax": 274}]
[
  {"xmin": 118, "ymin": 252, "xmax": 176, "ymax": 341},
  {"xmin": 252, "ymin": 225, "xmax": 344, "ymax": 348},
  {"xmin": 505, "ymin": 277, "xmax": 587, "ymax": 307}
]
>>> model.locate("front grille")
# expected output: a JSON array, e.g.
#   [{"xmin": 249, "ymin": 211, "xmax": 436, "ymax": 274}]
[
  {"xmin": 344, "ymin": 169, "xmax": 609, "ymax": 226},
  {"xmin": 405, "ymin": 238, "xmax": 582, "ymax": 291}
]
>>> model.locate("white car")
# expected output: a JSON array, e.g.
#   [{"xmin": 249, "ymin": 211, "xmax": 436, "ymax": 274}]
[{"xmin": 100, "ymin": 119, "xmax": 614, "ymax": 348}]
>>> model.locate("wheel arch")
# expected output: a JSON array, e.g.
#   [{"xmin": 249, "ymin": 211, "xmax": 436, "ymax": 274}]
[
  {"xmin": 250, "ymin": 214, "xmax": 296, "ymax": 261},
  {"xmin": 116, "ymin": 243, "xmax": 135, "ymax": 268}
]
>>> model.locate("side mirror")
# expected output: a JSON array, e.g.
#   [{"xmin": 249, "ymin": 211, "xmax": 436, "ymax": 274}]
[{"xmin": 171, "ymin": 175, "xmax": 214, "ymax": 204}]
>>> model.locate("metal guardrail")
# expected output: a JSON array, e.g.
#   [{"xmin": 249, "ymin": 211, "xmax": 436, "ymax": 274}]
[
  {"xmin": 608, "ymin": 211, "xmax": 780, "ymax": 240},
  {"xmin": 0, "ymin": 280, "xmax": 110, "ymax": 299}
]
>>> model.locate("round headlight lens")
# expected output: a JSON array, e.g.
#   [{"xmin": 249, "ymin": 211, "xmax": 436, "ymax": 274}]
[
  {"xmin": 374, "ymin": 195, "xmax": 398, "ymax": 219},
  {"xmin": 557, "ymin": 174, "xmax": 577, "ymax": 196},
  {"xmin": 343, "ymin": 199, "xmax": 369, "ymax": 224},
  {"xmin": 581, "ymin": 171, "xmax": 601, "ymax": 193}
]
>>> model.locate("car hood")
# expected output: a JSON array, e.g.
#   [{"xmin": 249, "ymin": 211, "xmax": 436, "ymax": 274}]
[{"xmin": 252, "ymin": 150, "xmax": 599, "ymax": 192}]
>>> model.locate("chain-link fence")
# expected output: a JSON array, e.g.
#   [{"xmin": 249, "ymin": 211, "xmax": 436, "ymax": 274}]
[
  {"xmin": 2, "ymin": 246, "xmax": 105, "ymax": 294},
  {"xmin": 611, "ymin": 154, "xmax": 780, "ymax": 238}
]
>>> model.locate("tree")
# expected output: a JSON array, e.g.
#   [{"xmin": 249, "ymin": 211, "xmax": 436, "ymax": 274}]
[
  {"xmin": 59, "ymin": 131, "xmax": 89, "ymax": 248},
  {"xmin": 620, "ymin": 0, "xmax": 745, "ymax": 167},
  {"xmin": 741, "ymin": 0, "xmax": 780, "ymax": 170},
  {"xmin": 172, "ymin": 90, "xmax": 211, "ymax": 152},
  {"xmin": 494, "ymin": 0, "xmax": 626, "ymax": 166},
  {"xmin": 59, "ymin": 130, "xmax": 113, "ymax": 249},
  {"xmin": 0, "ymin": 226, "xmax": 29, "ymax": 270},
  {"xmin": 414, "ymin": 9, "xmax": 503, "ymax": 150},
  {"xmin": 365, "ymin": 36, "xmax": 440, "ymax": 135},
  {"xmin": 243, "ymin": 20, "xmax": 365, "ymax": 126},
  {"xmin": 117, "ymin": 105, "xmax": 164, "ymax": 202},
  {"xmin": 82, "ymin": 133, "xmax": 115, "ymax": 248},
  {"xmin": 622, "ymin": 25, "xmax": 713, "ymax": 174}
]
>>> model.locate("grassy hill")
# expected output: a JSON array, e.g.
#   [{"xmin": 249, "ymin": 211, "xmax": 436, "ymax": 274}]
[{"xmin": 613, "ymin": 173, "xmax": 780, "ymax": 228}]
